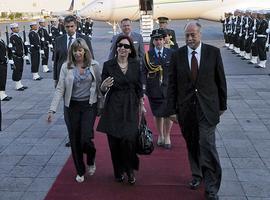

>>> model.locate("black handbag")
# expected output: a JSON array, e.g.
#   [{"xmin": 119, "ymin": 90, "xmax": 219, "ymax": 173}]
[{"xmin": 136, "ymin": 113, "xmax": 154, "ymax": 155}]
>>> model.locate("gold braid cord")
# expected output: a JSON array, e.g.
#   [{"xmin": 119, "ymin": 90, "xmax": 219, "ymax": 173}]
[{"xmin": 145, "ymin": 52, "xmax": 163, "ymax": 83}]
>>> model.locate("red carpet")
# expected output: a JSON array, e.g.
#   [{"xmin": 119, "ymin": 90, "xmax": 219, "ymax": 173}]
[{"xmin": 45, "ymin": 99, "xmax": 205, "ymax": 200}]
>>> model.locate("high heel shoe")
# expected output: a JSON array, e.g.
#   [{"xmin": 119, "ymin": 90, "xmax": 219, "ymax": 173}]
[{"xmin": 127, "ymin": 171, "xmax": 136, "ymax": 185}]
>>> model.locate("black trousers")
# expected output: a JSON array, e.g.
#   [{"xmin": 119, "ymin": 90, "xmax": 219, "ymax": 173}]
[
  {"xmin": 257, "ymin": 37, "xmax": 267, "ymax": 61},
  {"xmin": 30, "ymin": 49, "xmax": 40, "ymax": 73},
  {"xmin": 12, "ymin": 57, "xmax": 24, "ymax": 81},
  {"xmin": 180, "ymin": 103, "xmax": 222, "ymax": 195},
  {"xmin": 251, "ymin": 41, "xmax": 258, "ymax": 56},
  {"xmin": 64, "ymin": 101, "xmax": 97, "ymax": 176},
  {"xmin": 245, "ymin": 37, "xmax": 252, "ymax": 53},
  {"xmin": 0, "ymin": 64, "xmax": 7, "ymax": 90},
  {"xmin": 107, "ymin": 134, "xmax": 139, "ymax": 179},
  {"xmin": 239, "ymin": 36, "xmax": 246, "ymax": 51},
  {"xmin": 41, "ymin": 46, "xmax": 49, "ymax": 65}
]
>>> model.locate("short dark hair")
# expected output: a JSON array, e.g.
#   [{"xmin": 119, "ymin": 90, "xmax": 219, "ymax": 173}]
[
  {"xmin": 64, "ymin": 15, "xmax": 77, "ymax": 24},
  {"xmin": 120, "ymin": 18, "xmax": 131, "ymax": 24},
  {"xmin": 114, "ymin": 35, "xmax": 136, "ymax": 58}
]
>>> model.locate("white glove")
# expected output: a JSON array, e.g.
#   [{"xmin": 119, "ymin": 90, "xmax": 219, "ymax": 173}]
[
  {"xmin": 23, "ymin": 55, "xmax": 29, "ymax": 60},
  {"xmin": 41, "ymin": 37, "xmax": 45, "ymax": 42},
  {"xmin": 8, "ymin": 43, "xmax": 13, "ymax": 48},
  {"xmin": 252, "ymin": 27, "xmax": 256, "ymax": 31},
  {"xmin": 40, "ymin": 50, "xmax": 45, "ymax": 54},
  {"xmin": 49, "ymin": 33, "xmax": 52, "ymax": 37},
  {"xmin": 24, "ymin": 41, "xmax": 30, "ymax": 46},
  {"xmin": 8, "ymin": 60, "xmax": 14, "ymax": 65},
  {"xmin": 245, "ymin": 25, "xmax": 249, "ymax": 28},
  {"xmin": 266, "ymin": 29, "xmax": 270, "ymax": 34},
  {"xmin": 48, "ymin": 44, "xmax": 53, "ymax": 48}
]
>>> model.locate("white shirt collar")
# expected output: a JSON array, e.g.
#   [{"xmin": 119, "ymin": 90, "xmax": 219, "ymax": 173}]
[
  {"xmin": 187, "ymin": 42, "xmax": 202, "ymax": 55},
  {"xmin": 67, "ymin": 32, "xmax": 76, "ymax": 39},
  {"xmin": 154, "ymin": 47, "xmax": 164, "ymax": 56}
]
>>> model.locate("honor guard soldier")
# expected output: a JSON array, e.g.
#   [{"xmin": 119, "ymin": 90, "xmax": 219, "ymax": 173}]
[
  {"xmin": 238, "ymin": 10, "xmax": 246, "ymax": 57},
  {"xmin": 255, "ymin": 11, "xmax": 268, "ymax": 68},
  {"xmin": 76, "ymin": 16, "xmax": 83, "ymax": 34},
  {"xmin": 85, "ymin": 18, "xmax": 94, "ymax": 38},
  {"xmin": 0, "ymin": 31, "xmax": 12, "ymax": 101},
  {"xmin": 58, "ymin": 17, "xmax": 66, "ymax": 35},
  {"xmin": 243, "ymin": 10, "xmax": 253, "ymax": 60},
  {"xmin": 29, "ymin": 21, "xmax": 42, "ymax": 80},
  {"xmin": 7, "ymin": 23, "xmax": 28, "ymax": 91},
  {"xmin": 142, "ymin": 29, "xmax": 173, "ymax": 148},
  {"xmin": 232, "ymin": 10, "xmax": 241, "ymax": 54},
  {"xmin": 49, "ymin": 18, "xmax": 60, "ymax": 64},
  {"xmin": 150, "ymin": 17, "xmax": 178, "ymax": 50},
  {"xmin": 222, "ymin": 12, "xmax": 230, "ymax": 47},
  {"xmin": 38, "ymin": 18, "xmax": 52, "ymax": 73},
  {"xmin": 249, "ymin": 11, "xmax": 260, "ymax": 64}
]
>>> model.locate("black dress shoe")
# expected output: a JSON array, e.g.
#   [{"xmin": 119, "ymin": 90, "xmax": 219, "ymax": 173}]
[
  {"xmin": 189, "ymin": 177, "xmax": 202, "ymax": 190},
  {"xmin": 65, "ymin": 141, "xmax": 71, "ymax": 147},
  {"xmin": 45, "ymin": 70, "xmax": 52, "ymax": 73},
  {"xmin": 22, "ymin": 86, "xmax": 28, "ymax": 89},
  {"xmin": 2, "ymin": 96, "xmax": 12, "ymax": 101},
  {"xmin": 205, "ymin": 192, "xmax": 219, "ymax": 200}
]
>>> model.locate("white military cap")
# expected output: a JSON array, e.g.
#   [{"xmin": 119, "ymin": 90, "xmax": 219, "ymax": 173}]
[
  {"xmin": 30, "ymin": 21, "xmax": 37, "ymax": 26},
  {"xmin": 10, "ymin": 23, "xmax": 19, "ymax": 29},
  {"xmin": 39, "ymin": 18, "xmax": 45, "ymax": 23}
]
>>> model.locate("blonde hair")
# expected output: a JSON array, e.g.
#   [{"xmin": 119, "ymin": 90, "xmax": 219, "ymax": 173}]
[{"xmin": 67, "ymin": 38, "xmax": 92, "ymax": 69}]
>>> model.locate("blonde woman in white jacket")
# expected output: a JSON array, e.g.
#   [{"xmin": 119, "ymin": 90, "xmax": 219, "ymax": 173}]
[{"xmin": 47, "ymin": 38, "xmax": 101, "ymax": 183}]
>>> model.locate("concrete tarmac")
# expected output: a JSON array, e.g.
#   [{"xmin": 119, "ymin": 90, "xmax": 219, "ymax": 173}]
[{"xmin": 0, "ymin": 19, "xmax": 270, "ymax": 200}]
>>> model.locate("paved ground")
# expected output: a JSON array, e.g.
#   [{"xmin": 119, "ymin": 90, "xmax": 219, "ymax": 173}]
[{"xmin": 0, "ymin": 19, "xmax": 270, "ymax": 200}]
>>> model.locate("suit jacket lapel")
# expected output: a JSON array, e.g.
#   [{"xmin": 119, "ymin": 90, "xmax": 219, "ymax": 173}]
[
  {"xmin": 182, "ymin": 46, "xmax": 192, "ymax": 80},
  {"xmin": 198, "ymin": 43, "xmax": 207, "ymax": 81}
]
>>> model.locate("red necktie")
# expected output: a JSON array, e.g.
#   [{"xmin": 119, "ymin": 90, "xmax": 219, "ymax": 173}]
[{"xmin": 191, "ymin": 51, "xmax": 198, "ymax": 81}]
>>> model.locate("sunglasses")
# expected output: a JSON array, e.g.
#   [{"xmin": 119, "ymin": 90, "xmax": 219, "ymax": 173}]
[{"xmin": 117, "ymin": 43, "xmax": 131, "ymax": 49}]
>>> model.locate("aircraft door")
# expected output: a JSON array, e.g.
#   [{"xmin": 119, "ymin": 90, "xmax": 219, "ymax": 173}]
[{"xmin": 139, "ymin": 0, "xmax": 153, "ymax": 14}]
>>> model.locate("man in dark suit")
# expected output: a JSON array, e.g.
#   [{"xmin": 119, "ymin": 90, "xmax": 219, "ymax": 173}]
[
  {"xmin": 53, "ymin": 15, "xmax": 94, "ymax": 147},
  {"xmin": 53, "ymin": 15, "xmax": 94, "ymax": 87},
  {"xmin": 167, "ymin": 22, "xmax": 227, "ymax": 200},
  {"xmin": 108, "ymin": 18, "xmax": 144, "ymax": 61}
]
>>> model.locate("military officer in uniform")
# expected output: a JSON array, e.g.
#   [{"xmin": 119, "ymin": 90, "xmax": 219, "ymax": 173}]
[
  {"xmin": 29, "ymin": 21, "xmax": 42, "ymax": 80},
  {"xmin": 38, "ymin": 18, "xmax": 52, "ymax": 73},
  {"xmin": 142, "ymin": 29, "xmax": 173, "ymax": 149},
  {"xmin": 150, "ymin": 17, "xmax": 178, "ymax": 50},
  {"xmin": 7, "ymin": 23, "xmax": 28, "ymax": 91},
  {"xmin": 0, "ymin": 31, "xmax": 12, "ymax": 101}
]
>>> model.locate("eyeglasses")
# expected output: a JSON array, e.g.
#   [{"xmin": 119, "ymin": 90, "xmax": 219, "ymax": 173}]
[{"xmin": 117, "ymin": 43, "xmax": 131, "ymax": 49}]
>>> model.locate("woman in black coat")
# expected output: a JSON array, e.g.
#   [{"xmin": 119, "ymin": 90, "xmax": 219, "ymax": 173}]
[{"xmin": 97, "ymin": 35, "xmax": 144, "ymax": 184}]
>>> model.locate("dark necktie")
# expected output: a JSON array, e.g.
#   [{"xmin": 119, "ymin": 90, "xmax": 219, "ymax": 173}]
[
  {"xmin": 67, "ymin": 36, "xmax": 73, "ymax": 50},
  {"xmin": 158, "ymin": 51, "xmax": 162, "ymax": 59},
  {"xmin": 191, "ymin": 51, "xmax": 198, "ymax": 81}
]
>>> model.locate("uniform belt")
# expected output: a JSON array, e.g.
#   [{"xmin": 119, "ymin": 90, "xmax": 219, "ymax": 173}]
[{"xmin": 257, "ymin": 35, "xmax": 267, "ymax": 38}]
